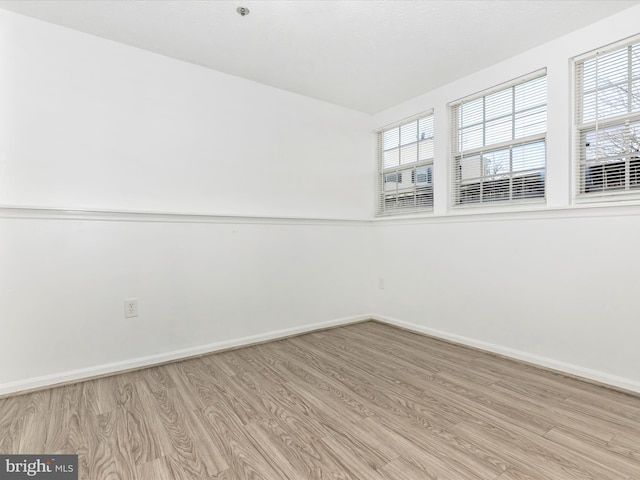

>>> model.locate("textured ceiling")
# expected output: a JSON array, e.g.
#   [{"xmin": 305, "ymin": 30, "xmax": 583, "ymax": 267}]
[{"xmin": 0, "ymin": 0, "xmax": 638, "ymax": 113}]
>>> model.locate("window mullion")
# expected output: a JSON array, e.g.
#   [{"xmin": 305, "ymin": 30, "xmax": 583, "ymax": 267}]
[
  {"xmin": 482, "ymin": 96, "xmax": 486, "ymax": 148},
  {"xmin": 459, "ymin": 133, "xmax": 546, "ymax": 158},
  {"xmin": 628, "ymin": 46, "xmax": 633, "ymax": 116}
]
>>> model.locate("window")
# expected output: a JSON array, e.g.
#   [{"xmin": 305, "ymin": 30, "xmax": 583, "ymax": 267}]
[
  {"xmin": 575, "ymin": 37, "xmax": 640, "ymax": 199},
  {"xmin": 384, "ymin": 172, "xmax": 403, "ymax": 183},
  {"xmin": 450, "ymin": 71, "xmax": 547, "ymax": 207},
  {"xmin": 412, "ymin": 165, "xmax": 432, "ymax": 184},
  {"xmin": 377, "ymin": 112, "xmax": 434, "ymax": 215}
]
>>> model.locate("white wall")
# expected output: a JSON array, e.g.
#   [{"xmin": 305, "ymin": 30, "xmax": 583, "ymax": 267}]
[
  {"xmin": 372, "ymin": 6, "xmax": 640, "ymax": 392},
  {"xmin": 0, "ymin": 10, "xmax": 374, "ymax": 394},
  {"xmin": 0, "ymin": 213, "xmax": 372, "ymax": 392},
  {"xmin": 372, "ymin": 210, "xmax": 640, "ymax": 392},
  {"xmin": 0, "ymin": 9, "xmax": 373, "ymax": 219}
]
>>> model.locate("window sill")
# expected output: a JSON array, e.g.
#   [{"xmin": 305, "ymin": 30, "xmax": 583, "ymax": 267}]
[
  {"xmin": 372, "ymin": 200, "xmax": 640, "ymax": 225},
  {"xmin": 574, "ymin": 191, "xmax": 640, "ymax": 206},
  {"xmin": 376, "ymin": 207, "xmax": 434, "ymax": 218}
]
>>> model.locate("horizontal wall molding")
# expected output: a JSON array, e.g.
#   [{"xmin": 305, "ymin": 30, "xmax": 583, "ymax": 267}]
[
  {"xmin": 0, "ymin": 205, "xmax": 370, "ymax": 226},
  {"xmin": 372, "ymin": 314, "xmax": 640, "ymax": 395},
  {"xmin": 0, "ymin": 314, "xmax": 371, "ymax": 397},
  {"xmin": 4, "ymin": 202, "xmax": 640, "ymax": 227}
]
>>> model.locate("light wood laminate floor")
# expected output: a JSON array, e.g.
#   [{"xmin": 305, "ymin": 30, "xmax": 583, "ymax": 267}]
[{"xmin": 1, "ymin": 321, "xmax": 639, "ymax": 479}]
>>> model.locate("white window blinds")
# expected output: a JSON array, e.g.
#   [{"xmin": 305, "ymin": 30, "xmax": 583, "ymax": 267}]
[
  {"xmin": 575, "ymin": 37, "xmax": 640, "ymax": 199},
  {"xmin": 377, "ymin": 112, "xmax": 434, "ymax": 215},
  {"xmin": 450, "ymin": 71, "xmax": 547, "ymax": 207}
]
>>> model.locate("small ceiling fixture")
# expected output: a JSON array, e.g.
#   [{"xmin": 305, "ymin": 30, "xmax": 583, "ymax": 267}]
[{"xmin": 236, "ymin": 6, "xmax": 250, "ymax": 16}]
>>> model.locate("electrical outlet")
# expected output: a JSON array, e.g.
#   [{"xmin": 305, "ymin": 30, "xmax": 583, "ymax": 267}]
[
  {"xmin": 124, "ymin": 299, "xmax": 138, "ymax": 318},
  {"xmin": 378, "ymin": 278, "xmax": 385, "ymax": 290}
]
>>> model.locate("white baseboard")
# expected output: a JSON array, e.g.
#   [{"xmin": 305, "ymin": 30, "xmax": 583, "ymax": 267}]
[
  {"xmin": 372, "ymin": 314, "xmax": 640, "ymax": 395},
  {"xmin": 4, "ymin": 313, "xmax": 639, "ymax": 397},
  {"xmin": 0, "ymin": 314, "xmax": 370, "ymax": 397}
]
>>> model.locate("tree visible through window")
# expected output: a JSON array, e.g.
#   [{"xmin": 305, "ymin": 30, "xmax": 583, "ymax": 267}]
[{"xmin": 576, "ymin": 39, "xmax": 640, "ymax": 198}]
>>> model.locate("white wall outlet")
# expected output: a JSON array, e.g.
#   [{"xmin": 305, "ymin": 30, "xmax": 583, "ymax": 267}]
[
  {"xmin": 378, "ymin": 278, "xmax": 385, "ymax": 290},
  {"xmin": 124, "ymin": 298, "xmax": 138, "ymax": 318}
]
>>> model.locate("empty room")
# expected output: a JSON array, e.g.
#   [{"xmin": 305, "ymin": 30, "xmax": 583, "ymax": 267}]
[{"xmin": 1, "ymin": 1, "xmax": 640, "ymax": 478}]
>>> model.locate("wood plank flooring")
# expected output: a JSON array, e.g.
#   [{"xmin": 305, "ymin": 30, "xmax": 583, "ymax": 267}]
[{"xmin": 1, "ymin": 320, "xmax": 639, "ymax": 479}]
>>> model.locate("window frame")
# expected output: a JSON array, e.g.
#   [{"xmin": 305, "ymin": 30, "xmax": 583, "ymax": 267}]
[
  {"xmin": 449, "ymin": 69, "xmax": 548, "ymax": 209},
  {"xmin": 574, "ymin": 35, "xmax": 640, "ymax": 203},
  {"xmin": 376, "ymin": 111, "xmax": 435, "ymax": 216}
]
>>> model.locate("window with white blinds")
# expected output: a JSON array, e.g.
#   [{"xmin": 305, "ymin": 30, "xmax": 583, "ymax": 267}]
[
  {"xmin": 377, "ymin": 112, "xmax": 434, "ymax": 215},
  {"xmin": 575, "ymin": 37, "xmax": 640, "ymax": 199},
  {"xmin": 450, "ymin": 71, "xmax": 547, "ymax": 207}
]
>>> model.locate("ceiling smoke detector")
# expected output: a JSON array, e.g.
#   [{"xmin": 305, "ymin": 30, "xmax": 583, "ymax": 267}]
[{"xmin": 236, "ymin": 6, "xmax": 250, "ymax": 16}]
